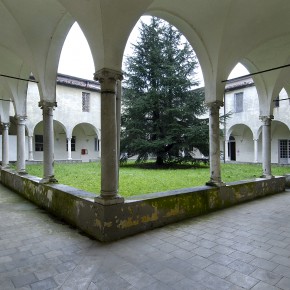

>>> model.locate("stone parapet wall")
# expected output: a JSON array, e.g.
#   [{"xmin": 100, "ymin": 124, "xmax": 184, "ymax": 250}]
[
  {"xmin": 26, "ymin": 159, "xmax": 83, "ymax": 165},
  {"xmin": 0, "ymin": 168, "xmax": 285, "ymax": 242}
]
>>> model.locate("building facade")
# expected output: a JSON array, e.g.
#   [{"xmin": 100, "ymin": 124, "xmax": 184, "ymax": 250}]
[
  {"xmin": 0, "ymin": 74, "xmax": 101, "ymax": 163},
  {"xmin": 223, "ymin": 76, "xmax": 290, "ymax": 165}
]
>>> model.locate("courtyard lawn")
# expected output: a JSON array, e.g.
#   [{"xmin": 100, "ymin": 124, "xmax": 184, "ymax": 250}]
[{"xmin": 25, "ymin": 162, "xmax": 290, "ymax": 198}]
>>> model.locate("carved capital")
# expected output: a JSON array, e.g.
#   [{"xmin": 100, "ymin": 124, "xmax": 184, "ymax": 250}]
[
  {"xmin": 14, "ymin": 115, "xmax": 27, "ymax": 124},
  {"xmin": 259, "ymin": 115, "xmax": 274, "ymax": 126},
  {"xmin": 206, "ymin": 101, "xmax": 223, "ymax": 116},
  {"xmin": 38, "ymin": 100, "xmax": 57, "ymax": 109},
  {"xmin": 1, "ymin": 122, "xmax": 10, "ymax": 130},
  {"xmin": 94, "ymin": 68, "xmax": 123, "ymax": 94},
  {"xmin": 206, "ymin": 100, "xmax": 224, "ymax": 109}
]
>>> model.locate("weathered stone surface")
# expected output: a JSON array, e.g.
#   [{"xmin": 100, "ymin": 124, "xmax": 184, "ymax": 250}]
[{"xmin": 0, "ymin": 168, "xmax": 285, "ymax": 242}]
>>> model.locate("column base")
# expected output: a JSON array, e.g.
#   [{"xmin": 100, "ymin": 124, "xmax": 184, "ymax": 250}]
[
  {"xmin": 18, "ymin": 169, "xmax": 28, "ymax": 175},
  {"xmin": 94, "ymin": 195, "xmax": 124, "ymax": 205},
  {"xmin": 206, "ymin": 180, "xmax": 226, "ymax": 187},
  {"xmin": 260, "ymin": 174, "xmax": 274, "ymax": 179},
  {"xmin": 39, "ymin": 176, "xmax": 58, "ymax": 184},
  {"xmin": 1, "ymin": 164, "xmax": 10, "ymax": 169}
]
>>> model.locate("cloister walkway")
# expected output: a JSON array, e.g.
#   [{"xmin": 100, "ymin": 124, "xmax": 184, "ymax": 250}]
[{"xmin": 0, "ymin": 184, "xmax": 290, "ymax": 289}]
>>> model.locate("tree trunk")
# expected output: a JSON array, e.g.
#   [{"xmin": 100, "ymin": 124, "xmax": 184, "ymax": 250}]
[{"xmin": 156, "ymin": 155, "xmax": 164, "ymax": 166}]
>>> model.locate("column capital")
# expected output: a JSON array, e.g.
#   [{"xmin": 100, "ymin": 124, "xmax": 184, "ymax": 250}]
[
  {"xmin": 38, "ymin": 100, "xmax": 57, "ymax": 109},
  {"xmin": 259, "ymin": 115, "xmax": 274, "ymax": 125},
  {"xmin": 94, "ymin": 68, "xmax": 123, "ymax": 93},
  {"xmin": 14, "ymin": 115, "xmax": 27, "ymax": 124},
  {"xmin": 206, "ymin": 100, "xmax": 224, "ymax": 109},
  {"xmin": 1, "ymin": 122, "xmax": 10, "ymax": 129},
  {"xmin": 94, "ymin": 68, "xmax": 123, "ymax": 82}
]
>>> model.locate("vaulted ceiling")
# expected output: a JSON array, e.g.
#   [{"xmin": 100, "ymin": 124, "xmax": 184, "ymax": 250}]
[{"xmin": 0, "ymin": 0, "xmax": 290, "ymax": 114}]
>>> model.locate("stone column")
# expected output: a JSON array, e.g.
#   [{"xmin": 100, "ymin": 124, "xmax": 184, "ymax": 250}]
[
  {"xmin": 15, "ymin": 116, "xmax": 27, "ymax": 174},
  {"xmin": 116, "ymin": 80, "xmax": 122, "ymax": 188},
  {"xmin": 1, "ymin": 123, "xmax": 9, "ymax": 168},
  {"xmin": 253, "ymin": 138, "xmax": 258, "ymax": 163},
  {"xmin": 260, "ymin": 115, "xmax": 273, "ymax": 178},
  {"xmin": 94, "ymin": 68, "xmax": 124, "ymax": 205},
  {"xmin": 206, "ymin": 101, "xmax": 225, "ymax": 186},
  {"xmin": 39, "ymin": 100, "xmax": 58, "ymax": 183},
  {"xmin": 224, "ymin": 137, "xmax": 229, "ymax": 162},
  {"xmin": 67, "ymin": 138, "xmax": 72, "ymax": 160},
  {"xmin": 28, "ymin": 135, "xmax": 34, "ymax": 161}
]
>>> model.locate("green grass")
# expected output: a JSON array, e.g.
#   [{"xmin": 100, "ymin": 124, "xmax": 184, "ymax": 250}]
[{"xmin": 25, "ymin": 162, "xmax": 290, "ymax": 197}]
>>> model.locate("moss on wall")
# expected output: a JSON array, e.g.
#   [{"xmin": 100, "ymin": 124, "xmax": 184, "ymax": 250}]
[{"xmin": 0, "ymin": 168, "xmax": 286, "ymax": 242}]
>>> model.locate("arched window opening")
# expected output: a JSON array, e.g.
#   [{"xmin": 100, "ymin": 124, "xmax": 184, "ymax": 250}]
[
  {"xmin": 58, "ymin": 22, "xmax": 95, "ymax": 80},
  {"xmin": 121, "ymin": 16, "xmax": 208, "ymax": 165},
  {"xmin": 228, "ymin": 63, "xmax": 249, "ymax": 80},
  {"xmin": 228, "ymin": 135, "xmax": 236, "ymax": 161}
]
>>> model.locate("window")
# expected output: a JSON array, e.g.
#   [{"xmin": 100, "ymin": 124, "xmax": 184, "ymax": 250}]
[
  {"xmin": 35, "ymin": 135, "xmax": 43, "ymax": 151},
  {"xmin": 234, "ymin": 92, "xmax": 243, "ymax": 113},
  {"xmin": 279, "ymin": 140, "xmax": 288, "ymax": 159},
  {"xmin": 95, "ymin": 137, "xmax": 100, "ymax": 151},
  {"xmin": 274, "ymin": 96, "xmax": 279, "ymax": 108},
  {"xmin": 66, "ymin": 136, "xmax": 76, "ymax": 151},
  {"xmin": 82, "ymin": 92, "xmax": 90, "ymax": 112}
]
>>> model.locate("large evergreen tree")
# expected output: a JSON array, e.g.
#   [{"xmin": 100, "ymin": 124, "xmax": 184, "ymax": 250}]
[{"xmin": 121, "ymin": 17, "xmax": 209, "ymax": 165}]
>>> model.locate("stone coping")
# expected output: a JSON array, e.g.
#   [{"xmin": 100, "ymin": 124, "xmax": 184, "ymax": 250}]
[{"xmin": 0, "ymin": 168, "xmax": 285, "ymax": 242}]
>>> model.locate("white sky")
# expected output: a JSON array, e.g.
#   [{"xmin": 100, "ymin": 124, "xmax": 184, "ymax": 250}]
[{"xmin": 58, "ymin": 21, "xmax": 249, "ymax": 82}]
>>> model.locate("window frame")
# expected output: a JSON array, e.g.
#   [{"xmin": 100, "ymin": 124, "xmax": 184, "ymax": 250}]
[
  {"xmin": 66, "ymin": 136, "xmax": 76, "ymax": 152},
  {"xmin": 35, "ymin": 135, "xmax": 43, "ymax": 152},
  {"xmin": 82, "ymin": 92, "xmax": 90, "ymax": 112},
  {"xmin": 234, "ymin": 92, "xmax": 243, "ymax": 113}
]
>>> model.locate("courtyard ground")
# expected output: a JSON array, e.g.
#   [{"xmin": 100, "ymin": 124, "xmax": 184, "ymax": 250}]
[{"xmin": 0, "ymin": 184, "xmax": 290, "ymax": 289}]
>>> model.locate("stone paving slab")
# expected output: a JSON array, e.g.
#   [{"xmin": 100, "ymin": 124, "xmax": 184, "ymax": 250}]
[{"xmin": 1, "ymin": 184, "xmax": 290, "ymax": 289}]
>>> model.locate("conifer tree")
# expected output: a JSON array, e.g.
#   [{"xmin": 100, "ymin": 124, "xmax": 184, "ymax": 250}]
[{"xmin": 121, "ymin": 17, "xmax": 208, "ymax": 165}]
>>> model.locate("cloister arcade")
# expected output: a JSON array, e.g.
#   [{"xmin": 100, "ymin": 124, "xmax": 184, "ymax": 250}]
[{"xmin": 1, "ymin": 0, "xmax": 290, "ymax": 207}]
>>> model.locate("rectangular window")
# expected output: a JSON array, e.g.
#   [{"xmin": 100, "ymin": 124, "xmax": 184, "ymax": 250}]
[
  {"xmin": 278, "ymin": 139, "xmax": 290, "ymax": 164},
  {"xmin": 66, "ymin": 136, "xmax": 76, "ymax": 151},
  {"xmin": 82, "ymin": 92, "xmax": 90, "ymax": 112},
  {"xmin": 234, "ymin": 92, "xmax": 243, "ymax": 113},
  {"xmin": 94, "ymin": 137, "xmax": 100, "ymax": 151},
  {"xmin": 35, "ymin": 135, "xmax": 43, "ymax": 151},
  {"xmin": 279, "ymin": 140, "xmax": 288, "ymax": 159}
]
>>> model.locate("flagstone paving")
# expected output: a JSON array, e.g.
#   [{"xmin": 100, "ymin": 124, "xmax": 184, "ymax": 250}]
[{"xmin": 1, "ymin": 183, "xmax": 290, "ymax": 289}]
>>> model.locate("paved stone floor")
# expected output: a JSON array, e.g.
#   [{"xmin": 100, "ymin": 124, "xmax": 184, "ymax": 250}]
[{"xmin": 1, "ymin": 184, "xmax": 290, "ymax": 289}]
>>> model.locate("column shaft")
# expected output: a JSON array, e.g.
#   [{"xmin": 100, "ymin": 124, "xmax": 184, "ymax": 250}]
[
  {"xmin": 116, "ymin": 80, "xmax": 122, "ymax": 188},
  {"xmin": 206, "ymin": 101, "xmax": 224, "ymax": 186},
  {"xmin": 16, "ymin": 116, "xmax": 27, "ymax": 174},
  {"xmin": 260, "ymin": 116, "xmax": 273, "ymax": 178},
  {"xmin": 224, "ymin": 139, "xmax": 229, "ymax": 162},
  {"xmin": 253, "ymin": 139, "xmax": 258, "ymax": 163},
  {"xmin": 39, "ymin": 101, "xmax": 58, "ymax": 183},
  {"xmin": 28, "ymin": 136, "xmax": 34, "ymax": 161},
  {"xmin": 1, "ymin": 123, "xmax": 9, "ymax": 168},
  {"xmin": 67, "ymin": 138, "xmax": 72, "ymax": 160},
  {"xmin": 94, "ymin": 68, "xmax": 124, "ymax": 205}
]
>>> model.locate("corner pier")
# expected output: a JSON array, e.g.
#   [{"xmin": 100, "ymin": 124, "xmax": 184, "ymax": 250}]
[{"xmin": 0, "ymin": 168, "xmax": 285, "ymax": 242}]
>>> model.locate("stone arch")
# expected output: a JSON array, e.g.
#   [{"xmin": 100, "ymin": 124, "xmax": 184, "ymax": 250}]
[
  {"xmin": 33, "ymin": 120, "xmax": 67, "ymax": 161},
  {"xmin": 271, "ymin": 120, "xmax": 290, "ymax": 164},
  {"xmin": 33, "ymin": 12, "xmax": 74, "ymax": 103},
  {"xmin": 71, "ymin": 122, "xmax": 99, "ymax": 162},
  {"xmin": 227, "ymin": 124, "xmax": 254, "ymax": 162},
  {"xmin": 58, "ymin": 22, "xmax": 95, "ymax": 80},
  {"xmin": 140, "ymin": 11, "xmax": 213, "ymax": 101}
]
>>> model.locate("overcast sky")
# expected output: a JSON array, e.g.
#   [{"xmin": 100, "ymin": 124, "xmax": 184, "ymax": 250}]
[{"xmin": 58, "ymin": 20, "xmax": 248, "ymax": 83}]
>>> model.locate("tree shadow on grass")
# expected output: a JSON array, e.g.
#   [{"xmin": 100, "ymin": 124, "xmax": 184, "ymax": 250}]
[{"xmin": 120, "ymin": 162, "xmax": 209, "ymax": 170}]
